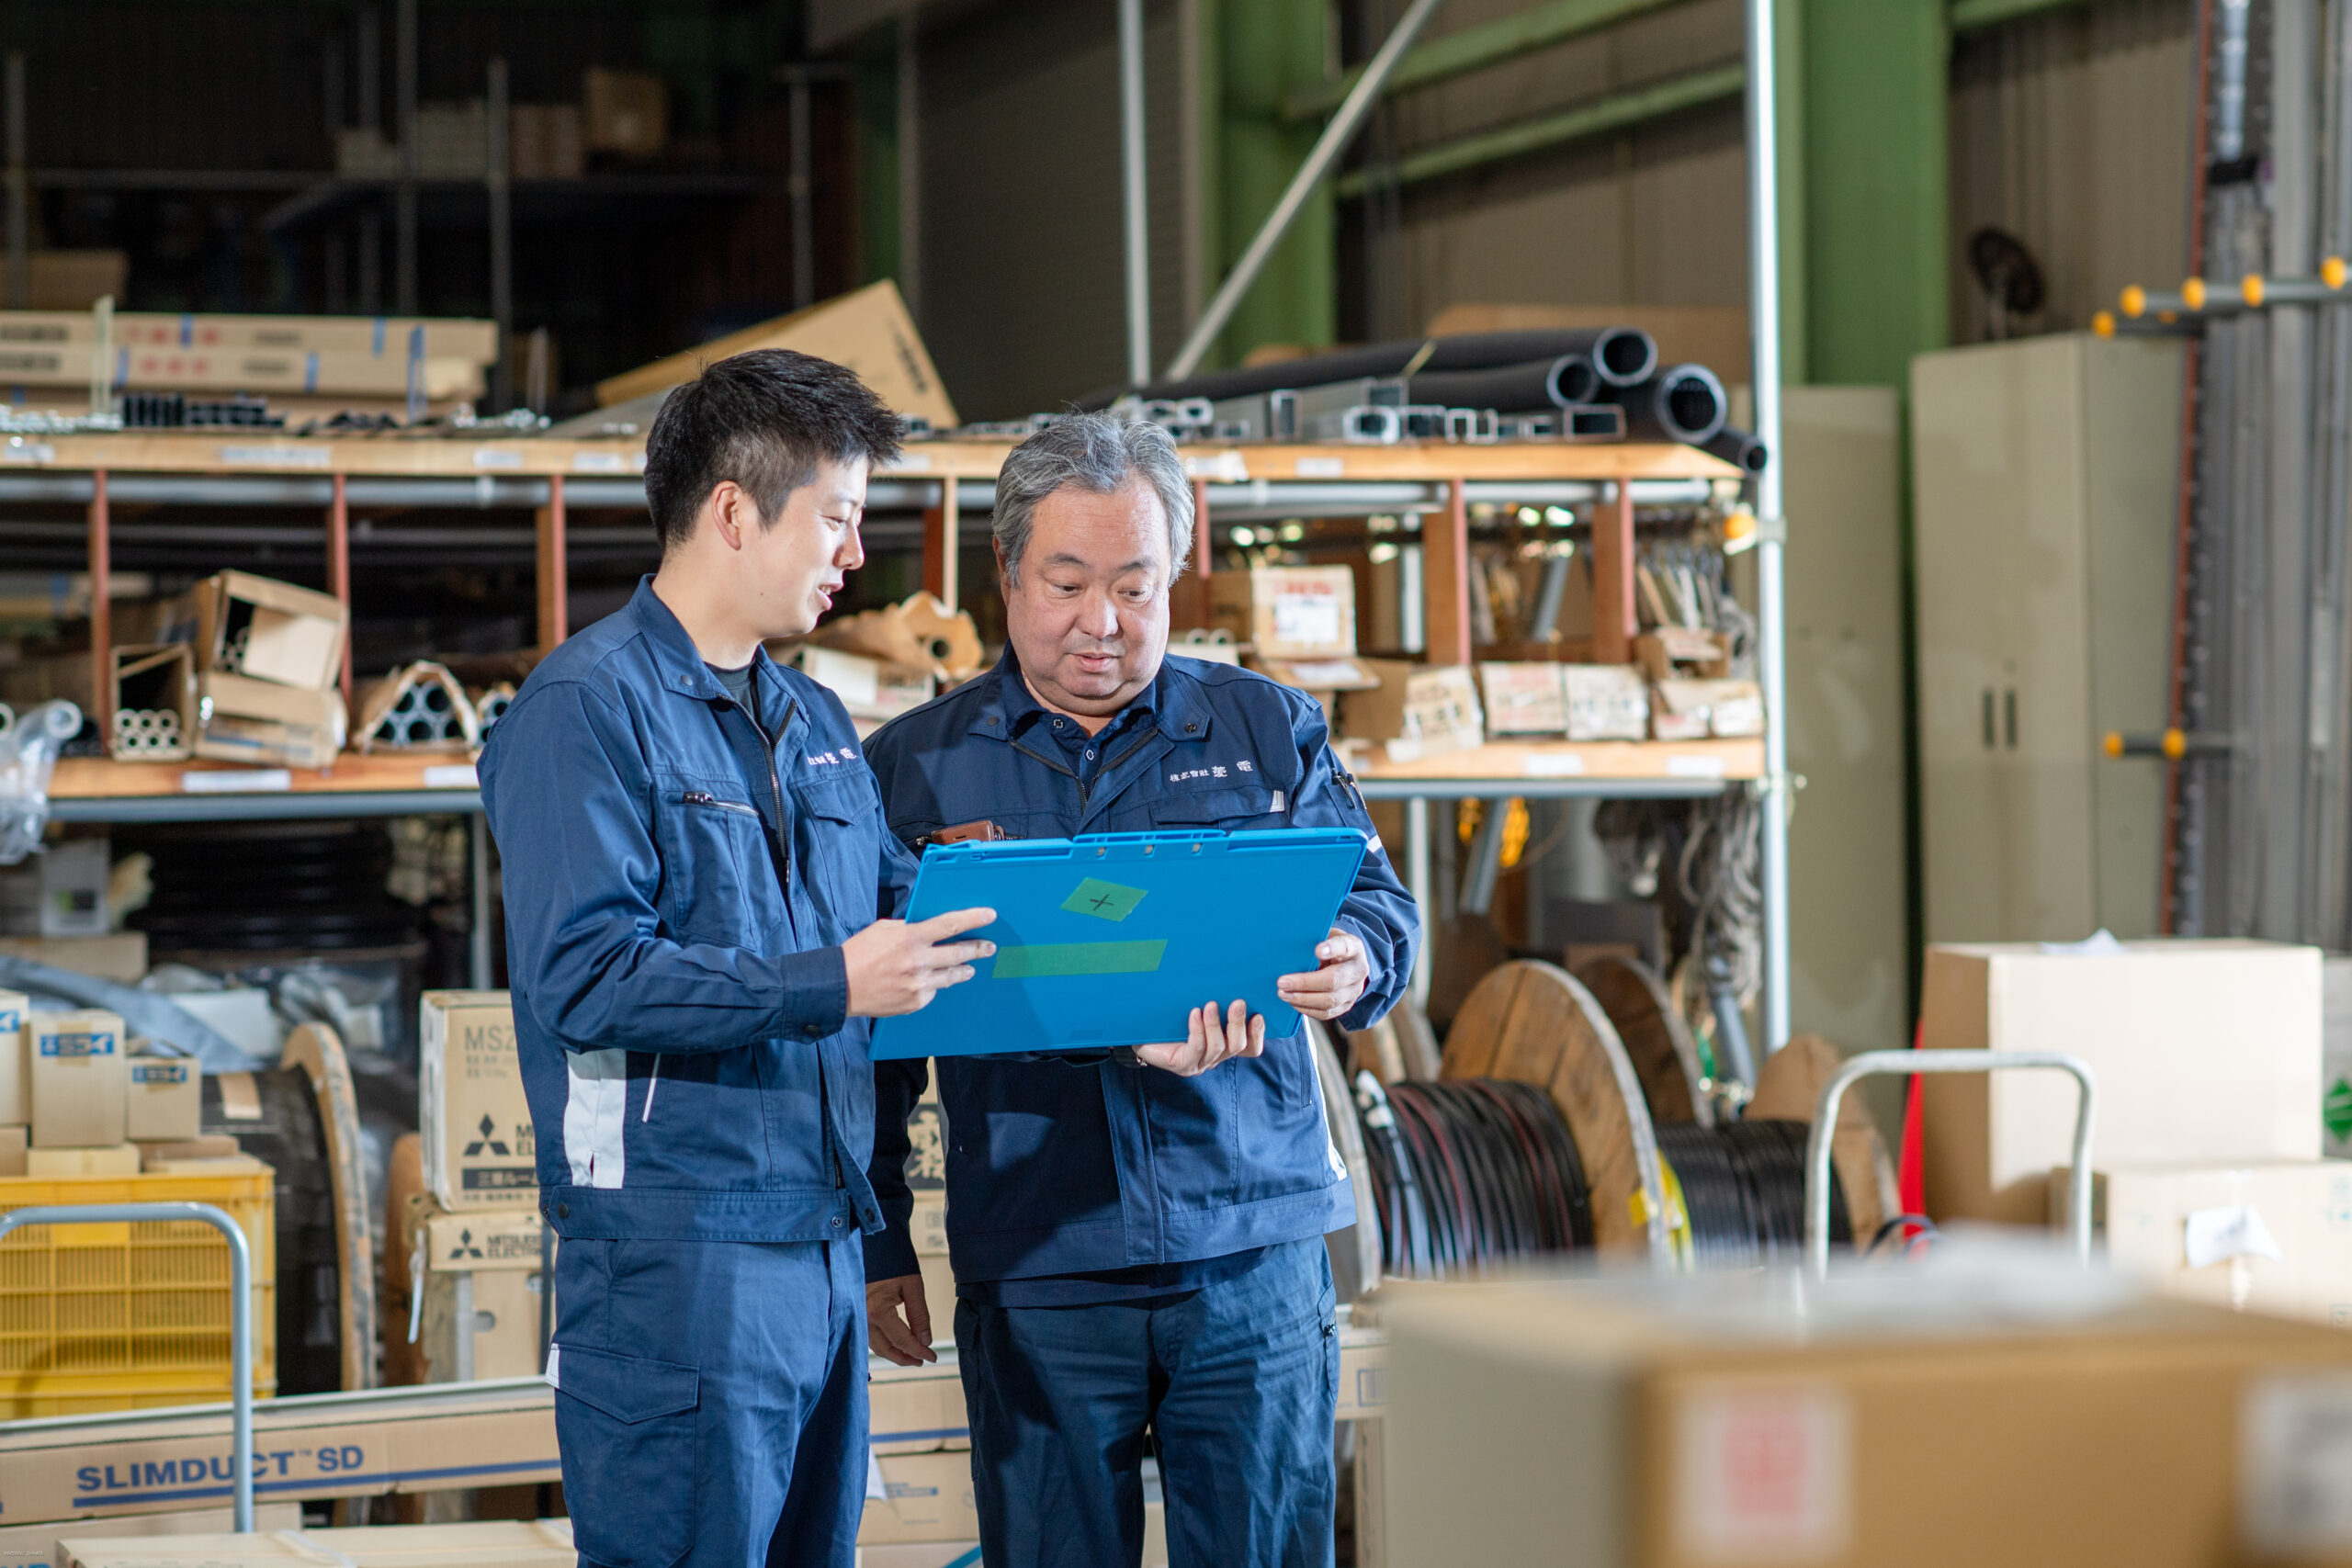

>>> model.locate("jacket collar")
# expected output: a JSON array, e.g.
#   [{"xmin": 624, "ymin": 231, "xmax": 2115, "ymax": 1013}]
[
  {"xmin": 966, "ymin": 645, "xmax": 1214, "ymax": 748},
  {"xmin": 625, "ymin": 574, "xmax": 791, "ymax": 712}
]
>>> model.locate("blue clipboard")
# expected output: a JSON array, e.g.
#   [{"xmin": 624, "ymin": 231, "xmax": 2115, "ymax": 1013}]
[{"xmin": 869, "ymin": 826, "xmax": 1367, "ymax": 1059}]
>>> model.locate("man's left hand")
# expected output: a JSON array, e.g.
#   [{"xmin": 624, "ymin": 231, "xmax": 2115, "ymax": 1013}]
[{"xmin": 1276, "ymin": 928, "xmax": 1370, "ymax": 1022}]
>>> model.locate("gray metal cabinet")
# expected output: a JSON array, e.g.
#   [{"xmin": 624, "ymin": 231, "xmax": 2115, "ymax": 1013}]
[{"xmin": 1911, "ymin": 333, "xmax": 2181, "ymax": 942}]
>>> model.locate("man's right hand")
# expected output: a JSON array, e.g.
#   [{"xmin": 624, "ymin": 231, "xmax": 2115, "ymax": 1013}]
[
  {"xmin": 845, "ymin": 908, "xmax": 998, "ymax": 1018},
  {"xmin": 868, "ymin": 1273, "xmax": 936, "ymax": 1365},
  {"xmin": 1135, "ymin": 999, "xmax": 1264, "ymax": 1077}
]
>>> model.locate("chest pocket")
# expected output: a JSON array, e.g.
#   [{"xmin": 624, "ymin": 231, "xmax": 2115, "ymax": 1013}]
[
  {"xmin": 1144, "ymin": 784, "xmax": 1283, "ymax": 830},
  {"xmin": 650, "ymin": 771, "xmax": 773, "ymax": 944},
  {"xmin": 792, "ymin": 770, "xmax": 885, "ymax": 928}
]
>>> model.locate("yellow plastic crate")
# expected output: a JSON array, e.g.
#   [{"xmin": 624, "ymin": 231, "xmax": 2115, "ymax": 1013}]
[{"xmin": 0, "ymin": 1168, "xmax": 277, "ymax": 1417}]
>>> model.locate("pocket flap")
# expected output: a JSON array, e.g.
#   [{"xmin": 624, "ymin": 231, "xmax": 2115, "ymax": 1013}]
[
  {"xmin": 792, "ymin": 773, "xmax": 875, "ymax": 824},
  {"xmin": 1149, "ymin": 785, "xmax": 1276, "ymax": 824},
  {"xmin": 552, "ymin": 1344, "xmax": 699, "ymax": 1424}
]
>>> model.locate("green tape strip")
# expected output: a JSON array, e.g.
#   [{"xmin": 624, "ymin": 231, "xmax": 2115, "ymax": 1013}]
[{"xmin": 992, "ymin": 940, "xmax": 1169, "ymax": 978}]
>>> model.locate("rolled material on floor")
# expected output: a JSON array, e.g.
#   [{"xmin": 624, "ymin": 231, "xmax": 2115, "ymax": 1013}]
[
  {"xmin": 1702, "ymin": 424, "xmax": 1768, "ymax": 473},
  {"xmin": 1605, "ymin": 363, "xmax": 1728, "ymax": 446},
  {"xmin": 1403, "ymin": 355, "xmax": 1600, "ymax": 412},
  {"xmin": 1078, "ymin": 326, "xmax": 1659, "ymax": 410}
]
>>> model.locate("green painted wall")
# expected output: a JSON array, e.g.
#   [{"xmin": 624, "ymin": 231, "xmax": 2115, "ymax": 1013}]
[
  {"xmin": 853, "ymin": 41, "xmax": 899, "ymax": 288},
  {"xmin": 1795, "ymin": 0, "xmax": 1949, "ymax": 385},
  {"xmin": 1214, "ymin": 0, "xmax": 1335, "ymax": 367}
]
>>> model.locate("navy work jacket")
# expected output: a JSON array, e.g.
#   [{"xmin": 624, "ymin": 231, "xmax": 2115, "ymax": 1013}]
[
  {"xmin": 481, "ymin": 577, "xmax": 915, "ymax": 1245},
  {"xmin": 861, "ymin": 650, "xmax": 1419, "ymax": 1284}
]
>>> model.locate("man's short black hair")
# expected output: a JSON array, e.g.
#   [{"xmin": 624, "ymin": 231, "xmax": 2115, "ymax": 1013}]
[{"xmin": 641, "ymin": 348, "xmax": 904, "ymax": 552}]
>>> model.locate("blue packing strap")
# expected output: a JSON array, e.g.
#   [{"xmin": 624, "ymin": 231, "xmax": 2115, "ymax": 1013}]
[
  {"xmin": 372, "ymin": 316, "xmax": 387, "ymax": 355},
  {"xmin": 178, "ymin": 312, "xmax": 194, "ymax": 346}
]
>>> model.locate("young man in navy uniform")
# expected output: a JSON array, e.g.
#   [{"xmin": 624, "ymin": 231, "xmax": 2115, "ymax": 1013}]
[{"xmin": 482, "ymin": 349, "xmax": 994, "ymax": 1568}]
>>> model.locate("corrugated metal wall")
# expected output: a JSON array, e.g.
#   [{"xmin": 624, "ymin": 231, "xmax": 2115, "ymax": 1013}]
[{"xmin": 1947, "ymin": 0, "xmax": 2193, "ymax": 344}]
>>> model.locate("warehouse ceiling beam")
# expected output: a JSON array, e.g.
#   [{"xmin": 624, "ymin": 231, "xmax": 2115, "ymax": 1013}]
[
  {"xmin": 1281, "ymin": 0, "xmax": 1695, "ymax": 124},
  {"xmin": 1330, "ymin": 60, "xmax": 1742, "ymax": 196}
]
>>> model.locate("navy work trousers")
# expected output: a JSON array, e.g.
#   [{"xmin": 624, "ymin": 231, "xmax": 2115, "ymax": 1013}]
[
  {"xmin": 955, "ymin": 1237, "xmax": 1340, "ymax": 1568},
  {"xmin": 551, "ymin": 1233, "xmax": 865, "ymax": 1568}
]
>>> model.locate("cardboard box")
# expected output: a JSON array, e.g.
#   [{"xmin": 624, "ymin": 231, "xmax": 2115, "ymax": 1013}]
[
  {"xmin": 138, "ymin": 1134, "xmax": 240, "ymax": 1168},
  {"xmin": 110, "ymin": 644, "xmax": 196, "ymax": 761},
  {"xmin": 1383, "ymin": 1270, "xmax": 2352, "ymax": 1568},
  {"xmin": 594, "ymin": 280, "xmax": 957, "ymax": 431},
  {"xmin": 26, "ymin": 1142, "xmax": 141, "ymax": 1177},
  {"xmin": 784, "ymin": 645, "xmax": 935, "ymax": 725},
  {"xmin": 0, "ymin": 932, "xmax": 147, "ymax": 985},
  {"xmin": 2072, "ymin": 1161, "xmax": 2352, "ymax": 1327},
  {"xmin": 0, "ymin": 339, "xmax": 481, "ymax": 397},
  {"xmin": 861, "ymin": 1450, "xmax": 980, "ymax": 1546},
  {"xmin": 508, "ymin": 104, "xmax": 585, "ymax": 180},
  {"xmin": 412, "ymin": 1204, "xmax": 549, "ymax": 1383},
  {"xmin": 0, "ymin": 1123, "xmax": 24, "ymax": 1177},
  {"xmin": 1476, "ymin": 662, "xmax": 1565, "ymax": 737},
  {"xmin": 1633, "ymin": 626, "xmax": 1731, "ymax": 681},
  {"xmin": 584, "ymin": 66, "xmax": 667, "ymax": 155},
  {"xmin": 1210, "ymin": 567, "xmax": 1358, "ymax": 659},
  {"xmin": 1562, "ymin": 663, "xmax": 1649, "ymax": 741},
  {"xmin": 1649, "ymin": 678, "xmax": 1765, "ymax": 740},
  {"xmin": 1245, "ymin": 655, "xmax": 1384, "ymax": 694},
  {"xmin": 29, "ymin": 1009, "xmax": 126, "ymax": 1148},
  {"xmin": 0, "ymin": 1376, "xmax": 559, "ymax": 1525},
  {"xmin": 0, "ymin": 837, "xmax": 108, "ymax": 938},
  {"xmin": 1340, "ymin": 660, "xmax": 1484, "ymax": 763},
  {"xmin": 1922, "ymin": 941, "xmax": 2322, "ymax": 1224},
  {"xmin": 62, "ymin": 1520, "xmax": 574, "ymax": 1567},
  {"xmin": 869, "ymin": 1360, "xmax": 969, "ymax": 1456},
  {"xmin": 0, "ymin": 987, "xmax": 25, "ymax": 1124},
  {"xmin": 126, "ymin": 1055, "xmax": 200, "ymax": 1141},
  {"xmin": 192, "ymin": 572, "xmax": 347, "ymax": 690},
  {"xmin": 420, "ymin": 992, "xmax": 534, "ymax": 1210},
  {"xmin": 859, "ymin": 1518, "xmax": 1163, "ymax": 1568},
  {"xmin": 0, "ymin": 1505, "xmax": 305, "ymax": 1568},
  {"xmin": 194, "ymin": 674, "xmax": 347, "ymax": 770}
]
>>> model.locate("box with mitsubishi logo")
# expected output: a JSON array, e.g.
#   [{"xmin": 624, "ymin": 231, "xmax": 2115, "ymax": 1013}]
[
  {"xmin": 419, "ymin": 992, "xmax": 535, "ymax": 1212},
  {"xmin": 409, "ymin": 1201, "xmax": 550, "ymax": 1383}
]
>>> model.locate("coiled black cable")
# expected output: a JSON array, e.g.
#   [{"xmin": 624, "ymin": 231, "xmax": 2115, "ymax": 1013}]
[
  {"xmin": 1352, "ymin": 1075, "xmax": 1592, "ymax": 1280},
  {"xmin": 1656, "ymin": 1117, "xmax": 1852, "ymax": 1265}
]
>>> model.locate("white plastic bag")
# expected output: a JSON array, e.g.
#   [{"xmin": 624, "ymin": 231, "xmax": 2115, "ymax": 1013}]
[{"xmin": 0, "ymin": 700, "xmax": 83, "ymax": 864}]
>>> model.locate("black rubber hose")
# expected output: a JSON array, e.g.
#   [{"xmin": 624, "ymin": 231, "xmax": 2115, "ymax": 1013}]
[
  {"xmin": 1403, "ymin": 355, "xmax": 1600, "ymax": 412},
  {"xmin": 1074, "ymin": 327, "xmax": 1662, "ymax": 410},
  {"xmin": 1702, "ymin": 424, "xmax": 1769, "ymax": 473},
  {"xmin": 1606, "ymin": 363, "xmax": 1730, "ymax": 446}
]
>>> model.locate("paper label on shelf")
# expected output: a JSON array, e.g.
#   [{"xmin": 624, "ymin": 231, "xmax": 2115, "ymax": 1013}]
[
  {"xmin": 1668, "ymin": 754, "xmax": 1728, "ymax": 779},
  {"xmin": 2243, "ymin": 1374, "xmax": 2352, "ymax": 1554},
  {"xmin": 181, "ymin": 769, "xmax": 294, "ymax": 794},
  {"xmin": 1522, "ymin": 752, "xmax": 1587, "ymax": 777},
  {"xmin": 571, "ymin": 449, "xmax": 629, "ymax": 473},
  {"xmin": 1295, "ymin": 457, "xmax": 1345, "ymax": 479},
  {"xmin": 1184, "ymin": 450, "xmax": 1249, "ymax": 482},
  {"xmin": 2, "ymin": 438, "xmax": 53, "ymax": 464},
  {"xmin": 888, "ymin": 453, "xmax": 934, "ymax": 472},
  {"xmin": 424, "ymin": 762, "xmax": 481, "ymax": 789},
  {"xmin": 472, "ymin": 446, "xmax": 525, "ymax": 469},
  {"xmin": 220, "ymin": 444, "xmax": 332, "ymax": 468},
  {"xmin": 1674, "ymin": 1383, "xmax": 1851, "ymax": 1564}
]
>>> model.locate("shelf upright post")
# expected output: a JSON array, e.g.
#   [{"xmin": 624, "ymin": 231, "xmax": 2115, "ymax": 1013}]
[
  {"xmin": 536, "ymin": 475, "xmax": 568, "ymax": 650},
  {"xmin": 1422, "ymin": 477, "xmax": 1474, "ymax": 667},
  {"xmin": 88, "ymin": 469, "xmax": 111, "ymax": 744},
  {"xmin": 1747, "ymin": 0, "xmax": 1791, "ymax": 1054},
  {"xmin": 922, "ymin": 479, "xmax": 959, "ymax": 614},
  {"xmin": 1593, "ymin": 480, "xmax": 1636, "ymax": 664},
  {"xmin": 1175, "ymin": 474, "xmax": 1213, "ymax": 628},
  {"xmin": 328, "ymin": 473, "xmax": 352, "ymax": 713}
]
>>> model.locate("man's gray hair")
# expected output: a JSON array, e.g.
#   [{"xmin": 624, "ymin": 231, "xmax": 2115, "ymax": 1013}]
[{"xmin": 992, "ymin": 412, "xmax": 1196, "ymax": 587}]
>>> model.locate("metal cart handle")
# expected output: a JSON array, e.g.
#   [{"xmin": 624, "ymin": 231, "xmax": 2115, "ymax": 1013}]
[
  {"xmin": 0, "ymin": 1201, "xmax": 254, "ymax": 1531},
  {"xmin": 1805, "ymin": 1049, "xmax": 2098, "ymax": 1280}
]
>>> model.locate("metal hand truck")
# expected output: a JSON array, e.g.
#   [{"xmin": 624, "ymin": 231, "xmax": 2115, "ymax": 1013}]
[
  {"xmin": 0, "ymin": 1202, "xmax": 255, "ymax": 1530},
  {"xmin": 1804, "ymin": 1049, "xmax": 2098, "ymax": 1280}
]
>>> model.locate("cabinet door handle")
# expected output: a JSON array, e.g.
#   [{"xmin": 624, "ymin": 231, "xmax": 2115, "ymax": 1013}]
[
  {"xmin": 2004, "ymin": 688, "xmax": 2018, "ymax": 750},
  {"xmin": 1983, "ymin": 689, "xmax": 1996, "ymax": 749}
]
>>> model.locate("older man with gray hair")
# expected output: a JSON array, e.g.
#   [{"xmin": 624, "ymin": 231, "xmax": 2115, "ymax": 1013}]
[{"xmin": 859, "ymin": 412, "xmax": 1418, "ymax": 1568}]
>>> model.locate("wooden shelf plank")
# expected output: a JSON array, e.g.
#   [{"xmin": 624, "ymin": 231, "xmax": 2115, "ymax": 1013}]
[
  {"xmin": 51, "ymin": 752, "xmax": 479, "ymax": 800},
  {"xmin": 1352, "ymin": 738, "xmax": 1764, "ymax": 784}
]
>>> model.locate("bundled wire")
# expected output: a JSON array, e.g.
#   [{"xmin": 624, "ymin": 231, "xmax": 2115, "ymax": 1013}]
[
  {"xmin": 1352, "ymin": 1075, "xmax": 1592, "ymax": 1280},
  {"xmin": 1654, "ymin": 1118, "xmax": 1851, "ymax": 1267}
]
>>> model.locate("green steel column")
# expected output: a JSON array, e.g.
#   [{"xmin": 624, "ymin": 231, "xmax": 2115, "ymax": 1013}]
[
  {"xmin": 1797, "ymin": 0, "xmax": 1947, "ymax": 385},
  {"xmin": 854, "ymin": 43, "xmax": 899, "ymax": 288},
  {"xmin": 1775, "ymin": 0, "xmax": 1809, "ymax": 386},
  {"xmin": 1216, "ymin": 0, "xmax": 1335, "ymax": 366}
]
